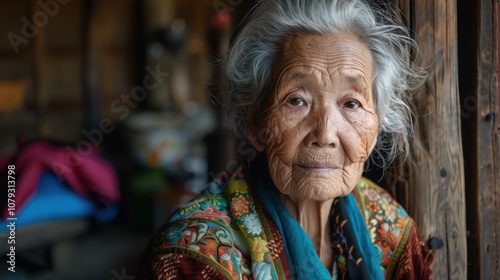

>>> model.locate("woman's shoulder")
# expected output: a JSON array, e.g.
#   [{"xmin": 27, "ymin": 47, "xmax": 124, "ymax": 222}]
[
  {"xmin": 136, "ymin": 173, "xmax": 254, "ymax": 279},
  {"xmin": 353, "ymin": 177, "xmax": 434, "ymax": 279},
  {"xmin": 353, "ymin": 177, "xmax": 414, "ymax": 277},
  {"xmin": 137, "ymin": 215, "xmax": 250, "ymax": 279},
  {"xmin": 353, "ymin": 176, "xmax": 411, "ymax": 234},
  {"xmin": 168, "ymin": 192, "xmax": 232, "ymax": 224},
  {"xmin": 354, "ymin": 176, "xmax": 410, "ymax": 220}
]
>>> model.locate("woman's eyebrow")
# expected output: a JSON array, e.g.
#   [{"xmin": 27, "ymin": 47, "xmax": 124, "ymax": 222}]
[
  {"xmin": 278, "ymin": 69, "xmax": 370, "ymax": 93},
  {"xmin": 275, "ymin": 71, "xmax": 308, "ymax": 91},
  {"xmin": 339, "ymin": 71, "xmax": 370, "ymax": 90},
  {"xmin": 280, "ymin": 71, "xmax": 308, "ymax": 83}
]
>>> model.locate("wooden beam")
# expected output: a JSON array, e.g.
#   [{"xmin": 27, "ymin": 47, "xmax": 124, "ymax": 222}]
[
  {"xmin": 403, "ymin": 0, "xmax": 467, "ymax": 278},
  {"xmin": 458, "ymin": 0, "xmax": 500, "ymax": 279}
]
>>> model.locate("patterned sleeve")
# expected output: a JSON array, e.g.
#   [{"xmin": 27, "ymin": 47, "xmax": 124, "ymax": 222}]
[
  {"xmin": 135, "ymin": 219, "xmax": 242, "ymax": 280},
  {"xmin": 137, "ymin": 251, "xmax": 229, "ymax": 279},
  {"xmin": 354, "ymin": 177, "xmax": 434, "ymax": 279},
  {"xmin": 136, "ymin": 193, "xmax": 253, "ymax": 280},
  {"xmin": 393, "ymin": 222, "xmax": 434, "ymax": 280}
]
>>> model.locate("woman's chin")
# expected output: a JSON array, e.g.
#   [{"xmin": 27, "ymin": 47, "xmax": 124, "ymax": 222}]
[{"xmin": 285, "ymin": 180, "xmax": 353, "ymax": 201}]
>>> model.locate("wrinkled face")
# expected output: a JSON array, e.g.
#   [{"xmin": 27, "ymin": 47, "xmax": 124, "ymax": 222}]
[{"xmin": 250, "ymin": 32, "xmax": 379, "ymax": 201}]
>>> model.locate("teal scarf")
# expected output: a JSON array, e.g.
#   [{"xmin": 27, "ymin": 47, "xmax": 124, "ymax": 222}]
[{"xmin": 254, "ymin": 162, "xmax": 384, "ymax": 279}]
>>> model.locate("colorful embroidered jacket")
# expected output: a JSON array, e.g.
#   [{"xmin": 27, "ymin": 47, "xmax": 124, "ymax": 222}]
[{"xmin": 137, "ymin": 167, "xmax": 433, "ymax": 279}]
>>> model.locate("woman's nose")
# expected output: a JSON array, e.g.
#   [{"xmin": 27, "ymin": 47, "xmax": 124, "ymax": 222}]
[{"xmin": 307, "ymin": 108, "xmax": 340, "ymax": 148}]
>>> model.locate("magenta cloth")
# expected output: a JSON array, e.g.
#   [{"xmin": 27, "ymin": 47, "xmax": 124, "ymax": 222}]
[{"xmin": 2, "ymin": 141, "xmax": 120, "ymax": 218}]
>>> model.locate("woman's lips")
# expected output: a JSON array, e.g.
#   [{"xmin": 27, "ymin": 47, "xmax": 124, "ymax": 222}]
[{"xmin": 295, "ymin": 163, "xmax": 338, "ymax": 171}]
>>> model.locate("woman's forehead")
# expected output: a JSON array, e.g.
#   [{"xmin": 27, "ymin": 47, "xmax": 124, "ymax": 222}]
[{"xmin": 274, "ymin": 33, "xmax": 373, "ymax": 87}]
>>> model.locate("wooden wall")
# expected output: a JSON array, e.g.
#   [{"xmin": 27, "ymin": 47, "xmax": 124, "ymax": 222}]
[
  {"xmin": 0, "ymin": 0, "xmax": 39, "ymax": 153},
  {"xmin": 0, "ymin": 0, "xmax": 216, "ymax": 155},
  {"xmin": 0, "ymin": 0, "xmax": 136, "ymax": 153},
  {"xmin": 458, "ymin": 0, "xmax": 500, "ymax": 279},
  {"xmin": 405, "ymin": 0, "xmax": 467, "ymax": 278},
  {"xmin": 390, "ymin": 0, "xmax": 500, "ymax": 279}
]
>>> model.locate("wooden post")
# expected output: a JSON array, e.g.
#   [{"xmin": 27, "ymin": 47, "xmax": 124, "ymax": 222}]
[
  {"xmin": 458, "ymin": 0, "xmax": 500, "ymax": 279},
  {"xmin": 392, "ymin": 0, "xmax": 468, "ymax": 278}
]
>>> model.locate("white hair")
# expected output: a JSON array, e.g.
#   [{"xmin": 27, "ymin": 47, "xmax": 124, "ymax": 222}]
[{"xmin": 223, "ymin": 0, "xmax": 426, "ymax": 168}]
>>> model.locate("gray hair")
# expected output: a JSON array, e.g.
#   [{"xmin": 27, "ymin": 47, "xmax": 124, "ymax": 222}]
[{"xmin": 223, "ymin": 0, "xmax": 426, "ymax": 168}]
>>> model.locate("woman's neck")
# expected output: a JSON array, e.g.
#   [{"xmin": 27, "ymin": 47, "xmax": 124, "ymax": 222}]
[{"xmin": 279, "ymin": 193, "xmax": 335, "ymax": 270}]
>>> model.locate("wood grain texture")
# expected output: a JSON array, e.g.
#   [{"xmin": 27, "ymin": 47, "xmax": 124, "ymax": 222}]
[
  {"xmin": 391, "ymin": 0, "xmax": 468, "ymax": 279},
  {"xmin": 458, "ymin": 0, "xmax": 500, "ymax": 279},
  {"xmin": 475, "ymin": 2, "xmax": 500, "ymax": 278}
]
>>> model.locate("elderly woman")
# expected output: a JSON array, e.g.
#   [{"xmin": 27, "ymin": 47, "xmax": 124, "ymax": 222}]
[{"xmin": 138, "ymin": 0, "xmax": 433, "ymax": 279}]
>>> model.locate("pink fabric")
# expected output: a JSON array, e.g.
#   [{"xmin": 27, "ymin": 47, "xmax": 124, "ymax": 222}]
[{"xmin": 2, "ymin": 141, "xmax": 120, "ymax": 218}]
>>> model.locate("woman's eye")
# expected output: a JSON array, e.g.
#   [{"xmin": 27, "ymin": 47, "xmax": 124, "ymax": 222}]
[
  {"xmin": 289, "ymin": 97, "xmax": 305, "ymax": 106},
  {"xmin": 344, "ymin": 100, "xmax": 361, "ymax": 109}
]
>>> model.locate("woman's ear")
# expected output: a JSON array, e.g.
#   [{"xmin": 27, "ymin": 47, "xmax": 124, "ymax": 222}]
[{"xmin": 247, "ymin": 124, "xmax": 265, "ymax": 152}]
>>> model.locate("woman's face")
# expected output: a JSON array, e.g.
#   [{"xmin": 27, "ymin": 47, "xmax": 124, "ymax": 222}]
[{"xmin": 250, "ymin": 32, "xmax": 378, "ymax": 201}]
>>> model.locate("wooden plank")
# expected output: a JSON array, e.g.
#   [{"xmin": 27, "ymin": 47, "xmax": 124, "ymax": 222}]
[
  {"xmin": 394, "ymin": 0, "xmax": 468, "ymax": 278},
  {"xmin": 475, "ymin": 2, "xmax": 500, "ymax": 278},
  {"xmin": 458, "ymin": 0, "xmax": 500, "ymax": 279}
]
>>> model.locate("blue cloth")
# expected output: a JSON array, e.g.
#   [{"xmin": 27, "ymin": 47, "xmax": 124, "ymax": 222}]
[
  {"xmin": 254, "ymin": 162, "xmax": 383, "ymax": 279},
  {"xmin": 344, "ymin": 193, "xmax": 384, "ymax": 280},
  {"xmin": 256, "ymin": 173, "xmax": 332, "ymax": 280},
  {"xmin": 0, "ymin": 172, "xmax": 116, "ymax": 232}
]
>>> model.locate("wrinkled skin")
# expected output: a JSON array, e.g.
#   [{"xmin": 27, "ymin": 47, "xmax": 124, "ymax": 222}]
[
  {"xmin": 250, "ymin": 32, "xmax": 379, "ymax": 201},
  {"xmin": 248, "ymin": 33, "xmax": 379, "ymax": 268}
]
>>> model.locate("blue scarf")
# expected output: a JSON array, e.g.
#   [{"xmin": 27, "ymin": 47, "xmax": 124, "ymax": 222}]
[{"xmin": 254, "ymin": 163, "xmax": 384, "ymax": 279}]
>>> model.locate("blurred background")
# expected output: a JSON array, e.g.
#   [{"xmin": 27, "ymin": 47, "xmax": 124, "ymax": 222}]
[{"xmin": 0, "ymin": 0, "xmax": 255, "ymax": 279}]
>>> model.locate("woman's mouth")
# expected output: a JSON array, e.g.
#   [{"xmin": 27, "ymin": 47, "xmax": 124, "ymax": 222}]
[{"xmin": 295, "ymin": 163, "xmax": 338, "ymax": 172}]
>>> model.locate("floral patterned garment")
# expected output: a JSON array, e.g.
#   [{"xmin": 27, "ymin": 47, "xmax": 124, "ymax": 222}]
[
  {"xmin": 137, "ymin": 166, "xmax": 291, "ymax": 279},
  {"xmin": 353, "ymin": 178, "xmax": 414, "ymax": 278},
  {"xmin": 331, "ymin": 178, "xmax": 434, "ymax": 279},
  {"xmin": 137, "ymin": 167, "xmax": 433, "ymax": 279}
]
